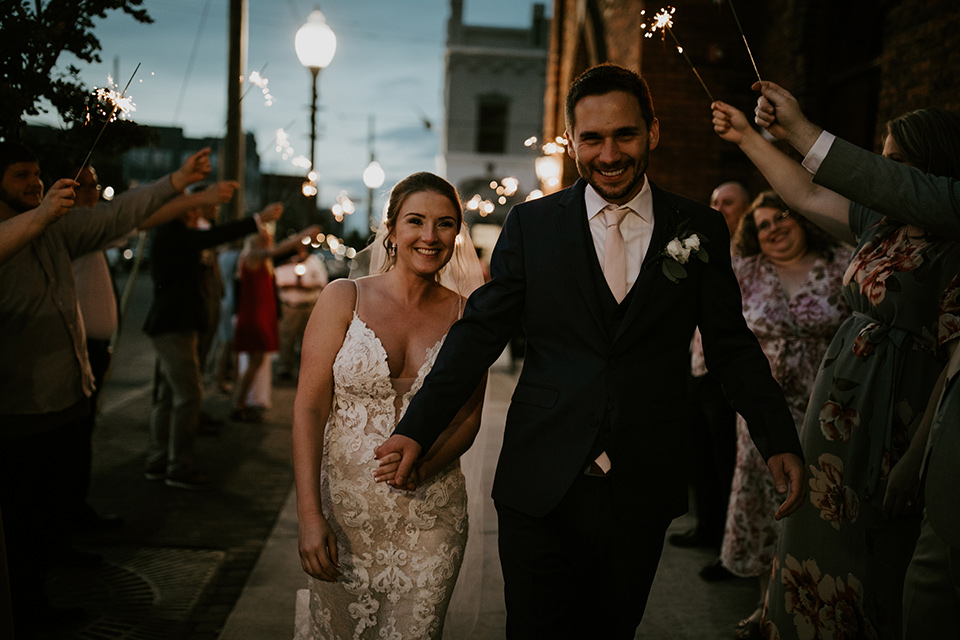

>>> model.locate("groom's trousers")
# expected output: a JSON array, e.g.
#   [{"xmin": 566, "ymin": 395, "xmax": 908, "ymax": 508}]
[{"xmin": 496, "ymin": 471, "xmax": 671, "ymax": 639}]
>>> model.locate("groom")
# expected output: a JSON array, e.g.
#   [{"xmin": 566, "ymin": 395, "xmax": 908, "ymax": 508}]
[{"xmin": 377, "ymin": 64, "xmax": 804, "ymax": 638}]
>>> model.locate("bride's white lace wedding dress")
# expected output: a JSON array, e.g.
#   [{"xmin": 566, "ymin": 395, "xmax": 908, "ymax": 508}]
[{"xmin": 295, "ymin": 301, "xmax": 469, "ymax": 640}]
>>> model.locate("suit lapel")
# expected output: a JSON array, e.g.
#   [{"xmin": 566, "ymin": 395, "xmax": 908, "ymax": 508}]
[
  {"xmin": 615, "ymin": 182, "xmax": 679, "ymax": 340},
  {"xmin": 555, "ymin": 180, "xmax": 609, "ymax": 335}
]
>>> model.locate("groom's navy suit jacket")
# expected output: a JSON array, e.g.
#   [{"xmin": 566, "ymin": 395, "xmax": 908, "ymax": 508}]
[{"xmin": 395, "ymin": 178, "xmax": 802, "ymax": 521}]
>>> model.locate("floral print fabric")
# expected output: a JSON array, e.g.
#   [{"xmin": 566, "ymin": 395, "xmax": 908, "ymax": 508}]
[
  {"xmin": 294, "ymin": 314, "xmax": 468, "ymax": 640},
  {"xmin": 720, "ymin": 249, "xmax": 851, "ymax": 578},
  {"xmin": 763, "ymin": 206, "xmax": 960, "ymax": 640}
]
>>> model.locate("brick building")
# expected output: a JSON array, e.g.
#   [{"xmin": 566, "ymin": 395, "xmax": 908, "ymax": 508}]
[{"xmin": 543, "ymin": 0, "xmax": 960, "ymax": 205}]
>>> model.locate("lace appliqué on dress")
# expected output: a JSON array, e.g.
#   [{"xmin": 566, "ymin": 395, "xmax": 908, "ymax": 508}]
[{"xmin": 295, "ymin": 314, "xmax": 468, "ymax": 640}]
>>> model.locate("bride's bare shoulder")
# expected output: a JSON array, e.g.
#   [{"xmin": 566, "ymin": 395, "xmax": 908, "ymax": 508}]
[{"xmin": 315, "ymin": 279, "xmax": 359, "ymax": 318}]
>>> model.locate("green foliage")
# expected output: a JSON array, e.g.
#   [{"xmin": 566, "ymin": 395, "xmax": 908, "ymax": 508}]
[{"xmin": 0, "ymin": 0, "xmax": 153, "ymax": 141}]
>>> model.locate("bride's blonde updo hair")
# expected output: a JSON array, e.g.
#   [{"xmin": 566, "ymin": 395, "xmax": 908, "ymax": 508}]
[{"xmin": 379, "ymin": 172, "xmax": 463, "ymax": 272}]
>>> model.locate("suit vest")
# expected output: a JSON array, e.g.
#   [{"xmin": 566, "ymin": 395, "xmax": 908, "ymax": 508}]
[{"xmin": 581, "ymin": 211, "xmax": 637, "ymax": 467}]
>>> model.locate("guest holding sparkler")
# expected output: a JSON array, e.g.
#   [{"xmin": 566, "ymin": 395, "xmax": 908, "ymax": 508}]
[
  {"xmin": 0, "ymin": 142, "xmax": 215, "ymax": 637},
  {"xmin": 275, "ymin": 242, "xmax": 329, "ymax": 380},
  {"xmin": 231, "ymin": 218, "xmax": 320, "ymax": 423},
  {"xmin": 143, "ymin": 193, "xmax": 282, "ymax": 489},
  {"xmin": 712, "ymin": 94, "xmax": 960, "ymax": 640},
  {"xmin": 751, "ymin": 81, "xmax": 960, "ymax": 640},
  {"xmin": 0, "ymin": 175, "xmax": 74, "ymax": 264},
  {"xmin": 69, "ymin": 164, "xmax": 127, "ymax": 534}
]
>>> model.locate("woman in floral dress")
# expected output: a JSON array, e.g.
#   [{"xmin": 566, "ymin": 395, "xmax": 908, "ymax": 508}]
[
  {"xmin": 713, "ymin": 102, "xmax": 960, "ymax": 639},
  {"xmin": 722, "ymin": 192, "xmax": 852, "ymax": 639}
]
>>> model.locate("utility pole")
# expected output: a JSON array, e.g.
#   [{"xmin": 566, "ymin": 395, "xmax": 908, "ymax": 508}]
[{"xmin": 223, "ymin": 0, "xmax": 247, "ymax": 220}]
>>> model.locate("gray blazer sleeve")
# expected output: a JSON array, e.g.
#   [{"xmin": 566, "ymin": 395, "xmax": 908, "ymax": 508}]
[
  {"xmin": 814, "ymin": 137, "xmax": 960, "ymax": 241},
  {"xmin": 59, "ymin": 175, "xmax": 179, "ymax": 259}
]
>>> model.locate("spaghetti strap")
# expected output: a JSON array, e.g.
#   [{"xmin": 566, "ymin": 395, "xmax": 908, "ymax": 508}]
[{"xmin": 352, "ymin": 279, "xmax": 360, "ymax": 315}]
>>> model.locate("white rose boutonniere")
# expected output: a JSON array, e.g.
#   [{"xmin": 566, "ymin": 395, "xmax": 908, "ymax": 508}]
[{"xmin": 661, "ymin": 220, "xmax": 708, "ymax": 283}]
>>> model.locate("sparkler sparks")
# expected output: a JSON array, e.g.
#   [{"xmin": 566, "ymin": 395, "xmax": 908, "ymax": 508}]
[
  {"xmin": 75, "ymin": 63, "xmax": 141, "ymax": 181},
  {"xmin": 248, "ymin": 70, "xmax": 275, "ymax": 107},
  {"xmin": 640, "ymin": 6, "xmax": 675, "ymax": 39},
  {"xmin": 273, "ymin": 128, "xmax": 313, "ymax": 170},
  {"xmin": 640, "ymin": 6, "xmax": 714, "ymax": 102},
  {"xmin": 85, "ymin": 75, "xmax": 137, "ymax": 125}
]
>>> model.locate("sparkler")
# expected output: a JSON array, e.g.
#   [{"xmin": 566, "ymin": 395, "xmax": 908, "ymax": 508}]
[
  {"xmin": 248, "ymin": 70, "xmax": 275, "ymax": 106},
  {"xmin": 273, "ymin": 127, "xmax": 313, "ymax": 170},
  {"xmin": 723, "ymin": 0, "xmax": 762, "ymax": 83},
  {"xmin": 85, "ymin": 82, "xmax": 136, "ymax": 125},
  {"xmin": 75, "ymin": 63, "xmax": 141, "ymax": 181},
  {"xmin": 641, "ymin": 7, "xmax": 715, "ymax": 103}
]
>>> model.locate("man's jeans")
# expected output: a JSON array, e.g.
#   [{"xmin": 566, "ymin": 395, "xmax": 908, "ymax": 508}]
[{"xmin": 148, "ymin": 331, "xmax": 202, "ymax": 474}]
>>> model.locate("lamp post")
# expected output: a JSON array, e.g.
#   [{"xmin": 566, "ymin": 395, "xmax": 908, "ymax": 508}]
[
  {"xmin": 535, "ymin": 154, "xmax": 562, "ymax": 194},
  {"xmin": 295, "ymin": 8, "xmax": 336, "ymax": 200},
  {"xmin": 363, "ymin": 160, "xmax": 385, "ymax": 229},
  {"xmin": 362, "ymin": 115, "xmax": 385, "ymax": 230}
]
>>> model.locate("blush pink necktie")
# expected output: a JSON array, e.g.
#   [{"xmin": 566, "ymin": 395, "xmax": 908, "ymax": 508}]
[{"xmin": 602, "ymin": 205, "xmax": 630, "ymax": 303}]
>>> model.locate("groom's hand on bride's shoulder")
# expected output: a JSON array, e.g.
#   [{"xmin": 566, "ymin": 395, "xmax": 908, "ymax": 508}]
[{"xmin": 375, "ymin": 435, "xmax": 422, "ymax": 486}]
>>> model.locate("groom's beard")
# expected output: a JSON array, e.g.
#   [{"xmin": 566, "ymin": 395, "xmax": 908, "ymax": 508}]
[{"xmin": 576, "ymin": 142, "xmax": 650, "ymax": 204}]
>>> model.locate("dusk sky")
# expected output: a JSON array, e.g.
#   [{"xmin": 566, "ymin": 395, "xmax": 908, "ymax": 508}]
[{"xmin": 29, "ymin": 0, "xmax": 550, "ymax": 213}]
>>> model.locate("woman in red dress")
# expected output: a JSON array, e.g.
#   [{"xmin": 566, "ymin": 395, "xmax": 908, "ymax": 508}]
[{"xmin": 233, "ymin": 206, "xmax": 319, "ymax": 421}]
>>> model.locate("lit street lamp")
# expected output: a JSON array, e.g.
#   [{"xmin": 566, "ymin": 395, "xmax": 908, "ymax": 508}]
[
  {"xmin": 362, "ymin": 115, "xmax": 385, "ymax": 230},
  {"xmin": 295, "ymin": 8, "xmax": 337, "ymax": 198},
  {"xmin": 535, "ymin": 154, "xmax": 562, "ymax": 193},
  {"xmin": 363, "ymin": 159, "xmax": 385, "ymax": 229}
]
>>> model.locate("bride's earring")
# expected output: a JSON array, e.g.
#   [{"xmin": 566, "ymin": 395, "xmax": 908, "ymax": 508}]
[{"xmin": 388, "ymin": 242, "xmax": 397, "ymax": 257}]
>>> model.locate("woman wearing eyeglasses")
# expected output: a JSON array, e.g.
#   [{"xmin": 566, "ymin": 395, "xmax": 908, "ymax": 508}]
[
  {"xmin": 712, "ymin": 102, "xmax": 960, "ymax": 639},
  {"xmin": 721, "ymin": 191, "xmax": 851, "ymax": 639}
]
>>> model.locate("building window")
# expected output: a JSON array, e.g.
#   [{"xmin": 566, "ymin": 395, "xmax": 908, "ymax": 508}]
[{"xmin": 476, "ymin": 96, "xmax": 509, "ymax": 154}]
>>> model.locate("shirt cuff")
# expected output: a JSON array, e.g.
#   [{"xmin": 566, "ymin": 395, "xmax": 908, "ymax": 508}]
[{"xmin": 801, "ymin": 131, "xmax": 837, "ymax": 175}]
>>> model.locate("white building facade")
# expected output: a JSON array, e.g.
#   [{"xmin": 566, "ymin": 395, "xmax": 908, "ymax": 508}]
[{"xmin": 439, "ymin": 0, "xmax": 550, "ymax": 228}]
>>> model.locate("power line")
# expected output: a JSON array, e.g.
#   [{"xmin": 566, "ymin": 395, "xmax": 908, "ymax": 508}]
[{"xmin": 171, "ymin": 0, "xmax": 214, "ymax": 125}]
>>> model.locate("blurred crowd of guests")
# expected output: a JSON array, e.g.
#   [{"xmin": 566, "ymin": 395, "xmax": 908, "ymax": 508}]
[
  {"xmin": 670, "ymin": 83, "xmax": 960, "ymax": 640},
  {"xmin": 0, "ymin": 141, "xmax": 328, "ymax": 638}
]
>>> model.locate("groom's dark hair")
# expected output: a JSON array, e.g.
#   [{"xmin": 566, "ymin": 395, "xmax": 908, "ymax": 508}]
[{"xmin": 564, "ymin": 63, "xmax": 656, "ymax": 131}]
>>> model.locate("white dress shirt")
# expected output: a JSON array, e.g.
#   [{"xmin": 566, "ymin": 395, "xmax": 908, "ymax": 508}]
[
  {"xmin": 584, "ymin": 178, "xmax": 654, "ymax": 293},
  {"xmin": 801, "ymin": 130, "xmax": 837, "ymax": 174}
]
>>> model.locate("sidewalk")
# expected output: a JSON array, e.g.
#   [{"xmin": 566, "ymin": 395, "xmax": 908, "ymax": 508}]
[
  {"xmin": 44, "ymin": 275, "xmax": 299, "ymax": 639},
  {"xmin": 218, "ymin": 360, "xmax": 760, "ymax": 640},
  {"xmin": 44, "ymin": 276, "xmax": 759, "ymax": 639}
]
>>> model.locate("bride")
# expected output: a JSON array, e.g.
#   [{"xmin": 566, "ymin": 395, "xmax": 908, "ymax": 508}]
[{"xmin": 292, "ymin": 172, "xmax": 486, "ymax": 639}]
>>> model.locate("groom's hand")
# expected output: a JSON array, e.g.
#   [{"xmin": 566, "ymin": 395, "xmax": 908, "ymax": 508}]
[
  {"xmin": 767, "ymin": 452, "xmax": 806, "ymax": 520},
  {"xmin": 375, "ymin": 435, "xmax": 422, "ymax": 486}
]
